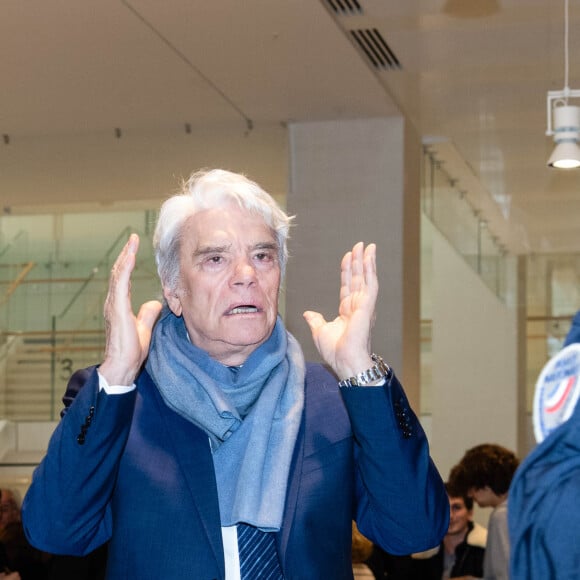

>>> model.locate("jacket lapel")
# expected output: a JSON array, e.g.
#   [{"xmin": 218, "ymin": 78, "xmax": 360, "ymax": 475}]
[
  {"xmin": 278, "ymin": 392, "xmax": 306, "ymax": 563},
  {"xmin": 146, "ymin": 374, "xmax": 226, "ymax": 578}
]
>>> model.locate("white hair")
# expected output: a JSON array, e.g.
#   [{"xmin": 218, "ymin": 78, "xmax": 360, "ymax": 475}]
[{"xmin": 154, "ymin": 169, "xmax": 293, "ymax": 291}]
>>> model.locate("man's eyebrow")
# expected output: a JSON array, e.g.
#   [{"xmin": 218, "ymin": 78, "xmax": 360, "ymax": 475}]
[
  {"xmin": 252, "ymin": 241, "xmax": 279, "ymax": 251},
  {"xmin": 192, "ymin": 241, "xmax": 278, "ymax": 258},
  {"xmin": 193, "ymin": 244, "xmax": 231, "ymax": 258}
]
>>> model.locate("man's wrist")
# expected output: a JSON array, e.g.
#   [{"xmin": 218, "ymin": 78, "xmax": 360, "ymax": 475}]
[
  {"xmin": 98, "ymin": 360, "xmax": 137, "ymax": 388},
  {"xmin": 97, "ymin": 370, "xmax": 136, "ymax": 394},
  {"xmin": 338, "ymin": 354, "xmax": 391, "ymax": 388}
]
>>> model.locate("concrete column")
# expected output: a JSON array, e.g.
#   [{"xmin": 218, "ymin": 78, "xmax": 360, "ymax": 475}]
[{"xmin": 285, "ymin": 117, "xmax": 421, "ymax": 407}]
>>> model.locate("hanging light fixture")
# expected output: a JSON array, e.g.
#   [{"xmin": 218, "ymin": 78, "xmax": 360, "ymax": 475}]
[{"xmin": 546, "ymin": 0, "xmax": 580, "ymax": 168}]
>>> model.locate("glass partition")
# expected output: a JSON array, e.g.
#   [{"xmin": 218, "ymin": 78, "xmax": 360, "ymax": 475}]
[
  {"xmin": 420, "ymin": 147, "xmax": 515, "ymax": 416},
  {"xmin": 422, "ymin": 147, "xmax": 510, "ymax": 303},
  {"xmin": 0, "ymin": 209, "xmax": 159, "ymax": 420},
  {"xmin": 420, "ymin": 146, "xmax": 580, "ymax": 421}
]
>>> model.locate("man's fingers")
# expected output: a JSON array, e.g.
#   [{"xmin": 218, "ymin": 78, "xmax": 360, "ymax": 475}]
[
  {"xmin": 114, "ymin": 234, "xmax": 139, "ymax": 288},
  {"xmin": 137, "ymin": 300, "xmax": 163, "ymax": 329},
  {"xmin": 363, "ymin": 243, "xmax": 377, "ymax": 280},
  {"xmin": 104, "ymin": 234, "xmax": 140, "ymax": 316},
  {"xmin": 303, "ymin": 310, "xmax": 326, "ymax": 333},
  {"xmin": 340, "ymin": 250, "xmax": 353, "ymax": 302}
]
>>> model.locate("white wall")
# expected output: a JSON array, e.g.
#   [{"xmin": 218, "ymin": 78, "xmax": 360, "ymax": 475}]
[
  {"xmin": 1, "ymin": 124, "xmax": 288, "ymax": 209},
  {"xmin": 0, "ymin": 421, "xmax": 56, "ymax": 500},
  {"xmin": 427, "ymin": 220, "xmax": 519, "ymax": 482}
]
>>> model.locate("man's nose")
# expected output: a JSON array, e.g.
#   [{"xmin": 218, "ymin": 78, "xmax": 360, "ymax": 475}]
[{"xmin": 231, "ymin": 257, "xmax": 257, "ymax": 285}]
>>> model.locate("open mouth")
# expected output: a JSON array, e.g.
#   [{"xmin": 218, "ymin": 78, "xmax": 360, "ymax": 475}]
[{"xmin": 227, "ymin": 306, "xmax": 259, "ymax": 315}]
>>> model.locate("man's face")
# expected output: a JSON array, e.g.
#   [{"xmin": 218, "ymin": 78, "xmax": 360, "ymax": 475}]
[
  {"xmin": 0, "ymin": 491, "xmax": 20, "ymax": 530},
  {"xmin": 468, "ymin": 486, "xmax": 495, "ymax": 508},
  {"xmin": 164, "ymin": 204, "xmax": 281, "ymax": 366},
  {"xmin": 446, "ymin": 495, "xmax": 472, "ymax": 537}
]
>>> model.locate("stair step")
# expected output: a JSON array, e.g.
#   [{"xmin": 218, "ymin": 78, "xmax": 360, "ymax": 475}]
[
  {"xmin": 1, "ymin": 333, "xmax": 103, "ymax": 421},
  {"xmin": 7, "ymin": 370, "xmax": 52, "ymax": 378},
  {"xmin": 2, "ymin": 411, "xmax": 53, "ymax": 421},
  {"xmin": 4, "ymin": 387, "xmax": 52, "ymax": 396},
  {"xmin": 4, "ymin": 392, "xmax": 52, "ymax": 402}
]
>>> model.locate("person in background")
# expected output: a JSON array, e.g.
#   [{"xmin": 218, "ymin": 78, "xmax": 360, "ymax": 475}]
[
  {"xmin": 508, "ymin": 309, "xmax": 580, "ymax": 579},
  {"xmin": 450, "ymin": 444, "xmax": 519, "ymax": 580},
  {"xmin": 351, "ymin": 522, "xmax": 376, "ymax": 579},
  {"xmin": 0, "ymin": 491, "xmax": 22, "ymax": 535},
  {"xmin": 439, "ymin": 481, "xmax": 486, "ymax": 579},
  {"xmin": 0, "ymin": 490, "xmax": 48, "ymax": 579},
  {"xmin": 21, "ymin": 168, "xmax": 449, "ymax": 578},
  {"xmin": 373, "ymin": 480, "xmax": 487, "ymax": 580},
  {"xmin": 47, "ymin": 543, "xmax": 107, "ymax": 580},
  {"xmin": 411, "ymin": 480, "xmax": 487, "ymax": 579}
]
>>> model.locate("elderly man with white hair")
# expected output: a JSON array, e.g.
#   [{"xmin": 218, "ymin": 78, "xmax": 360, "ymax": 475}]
[{"xmin": 23, "ymin": 169, "xmax": 448, "ymax": 579}]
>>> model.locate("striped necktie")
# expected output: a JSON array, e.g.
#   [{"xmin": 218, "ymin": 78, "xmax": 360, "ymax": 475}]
[{"xmin": 237, "ymin": 523, "xmax": 284, "ymax": 579}]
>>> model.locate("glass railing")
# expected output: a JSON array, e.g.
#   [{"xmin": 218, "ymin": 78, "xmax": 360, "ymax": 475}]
[
  {"xmin": 420, "ymin": 146, "xmax": 580, "ymax": 418},
  {"xmin": 421, "ymin": 146, "xmax": 510, "ymax": 303},
  {"xmin": 0, "ymin": 209, "xmax": 160, "ymax": 420},
  {"xmin": 420, "ymin": 146, "xmax": 516, "ymax": 415},
  {"xmin": 2, "ymin": 187, "xmax": 578, "ymax": 428}
]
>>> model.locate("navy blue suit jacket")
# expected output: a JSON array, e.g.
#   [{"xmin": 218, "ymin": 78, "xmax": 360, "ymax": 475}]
[{"xmin": 23, "ymin": 363, "xmax": 448, "ymax": 579}]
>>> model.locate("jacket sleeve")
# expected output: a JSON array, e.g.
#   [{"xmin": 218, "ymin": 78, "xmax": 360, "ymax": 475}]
[
  {"xmin": 22, "ymin": 367, "xmax": 137, "ymax": 555},
  {"xmin": 60, "ymin": 366, "xmax": 93, "ymax": 418},
  {"xmin": 340, "ymin": 371, "xmax": 449, "ymax": 555}
]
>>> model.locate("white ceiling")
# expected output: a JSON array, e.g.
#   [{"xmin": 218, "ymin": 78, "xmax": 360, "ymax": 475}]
[{"xmin": 1, "ymin": 0, "xmax": 580, "ymax": 255}]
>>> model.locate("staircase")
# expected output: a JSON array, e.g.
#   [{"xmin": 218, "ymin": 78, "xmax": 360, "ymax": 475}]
[
  {"xmin": 1, "ymin": 333, "xmax": 104, "ymax": 421},
  {"xmin": 0, "ymin": 419, "xmax": 57, "ymax": 498}
]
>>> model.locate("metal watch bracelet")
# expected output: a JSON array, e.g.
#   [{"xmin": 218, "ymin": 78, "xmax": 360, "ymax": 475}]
[{"xmin": 338, "ymin": 353, "xmax": 391, "ymax": 387}]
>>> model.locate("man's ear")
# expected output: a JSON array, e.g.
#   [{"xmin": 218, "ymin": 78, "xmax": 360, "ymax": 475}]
[{"xmin": 163, "ymin": 285, "xmax": 183, "ymax": 317}]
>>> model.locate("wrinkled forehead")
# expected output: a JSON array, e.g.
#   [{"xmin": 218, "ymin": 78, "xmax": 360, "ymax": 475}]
[{"xmin": 184, "ymin": 205, "xmax": 276, "ymax": 240}]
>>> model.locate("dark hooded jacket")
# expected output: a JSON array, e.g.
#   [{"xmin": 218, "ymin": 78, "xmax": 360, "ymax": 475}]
[{"xmin": 508, "ymin": 309, "xmax": 580, "ymax": 579}]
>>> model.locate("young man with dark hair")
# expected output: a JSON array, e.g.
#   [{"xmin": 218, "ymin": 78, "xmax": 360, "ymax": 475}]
[
  {"xmin": 450, "ymin": 444, "xmax": 519, "ymax": 580},
  {"xmin": 388, "ymin": 481, "xmax": 487, "ymax": 579},
  {"xmin": 438, "ymin": 481, "xmax": 487, "ymax": 578}
]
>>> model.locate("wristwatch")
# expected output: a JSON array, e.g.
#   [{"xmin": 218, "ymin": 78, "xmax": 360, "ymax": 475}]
[{"xmin": 338, "ymin": 353, "xmax": 391, "ymax": 388}]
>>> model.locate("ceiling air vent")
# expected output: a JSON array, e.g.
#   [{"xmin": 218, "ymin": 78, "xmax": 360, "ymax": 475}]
[
  {"xmin": 325, "ymin": 0, "xmax": 362, "ymax": 15},
  {"xmin": 349, "ymin": 28, "xmax": 401, "ymax": 70}
]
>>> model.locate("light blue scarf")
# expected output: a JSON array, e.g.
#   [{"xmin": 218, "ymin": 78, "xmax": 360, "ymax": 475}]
[{"xmin": 145, "ymin": 308, "xmax": 305, "ymax": 531}]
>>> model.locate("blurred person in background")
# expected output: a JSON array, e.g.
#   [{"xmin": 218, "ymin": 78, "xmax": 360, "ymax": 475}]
[
  {"xmin": 0, "ymin": 490, "xmax": 48, "ymax": 579},
  {"xmin": 450, "ymin": 444, "xmax": 519, "ymax": 580},
  {"xmin": 508, "ymin": 309, "xmax": 580, "ymax": 579},
  {"xmin": 0, "ymin": 491, "xmax": 21, "ymax": 533}
]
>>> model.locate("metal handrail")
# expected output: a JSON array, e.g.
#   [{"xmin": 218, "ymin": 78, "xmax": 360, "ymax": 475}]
[
  {"xmin": 0, "ymin": 261, "xmax": 36, "ymax": 307},
  {"xmin": 0, "ymin": 230, "xmax": 25, "ymax": 260},
  {"xmin": 50, "ymin": 226, "xmax": 133, "ymax": 418},
  {"xmin": 55, "ymin": 226, "xmax": 132, "ymax": 320}
]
